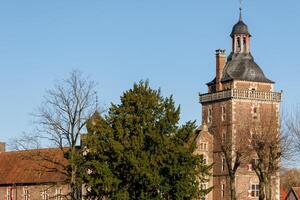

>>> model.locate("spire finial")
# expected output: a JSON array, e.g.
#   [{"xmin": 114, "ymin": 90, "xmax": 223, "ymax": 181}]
[{"xmin": 239, "ymin": 0, "xmax": 243, "ymax": 21}]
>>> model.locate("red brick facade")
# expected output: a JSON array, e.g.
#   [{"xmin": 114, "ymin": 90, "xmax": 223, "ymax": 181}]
[{"xmin": 198, "ymin": 11, "xmax": 282, "ymax": 200}]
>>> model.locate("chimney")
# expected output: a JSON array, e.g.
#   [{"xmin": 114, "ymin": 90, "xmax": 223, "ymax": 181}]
[
  {"xmin": 215, "ymin": 49, "xmax": 226, "ymax": 91},
  {"xmin": 0, "ymin": 142, "xmax": 6, "ymax": 152}
]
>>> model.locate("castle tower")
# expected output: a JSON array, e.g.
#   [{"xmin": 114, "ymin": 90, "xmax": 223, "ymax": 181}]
[{"xmin": 199, "ymin": 9, "xmax": 282, "ymax": 200}]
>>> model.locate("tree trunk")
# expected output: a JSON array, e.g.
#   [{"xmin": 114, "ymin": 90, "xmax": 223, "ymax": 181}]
[
  {"xmin": 265, "ymin": 179, "xmax": 272, "ymax": 200},
  {"xmin": 258, "ymin": 181, "xmax": 265, "ymax": 200},
  {"xmin": 70, "ymin": 150, "xmax": 82, "ymax": 200},
  {"xmin": 229, "ymin": 176, "xmax": 237, "ymax": 200}
]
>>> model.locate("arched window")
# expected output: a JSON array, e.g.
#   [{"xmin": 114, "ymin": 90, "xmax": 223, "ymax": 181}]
[
  {"xmin": 236, "ymin": 37, "xmax": 241, "ymax": 52},
  {"xmin": 243, "ymin": 37, "xmax": 247, "ymax": 51}
]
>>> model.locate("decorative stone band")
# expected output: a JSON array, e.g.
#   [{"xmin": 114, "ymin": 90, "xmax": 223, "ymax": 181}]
[{"xmin": 199, "ymin": 89, "xmax": 282, "ymax": 103}]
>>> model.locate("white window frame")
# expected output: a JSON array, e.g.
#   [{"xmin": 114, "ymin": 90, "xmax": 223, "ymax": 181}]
[
  {"xmin": 7, "ymin": 187, "xmax": 13, "ymax": 200},
  {"xmin": 23, "ymin": 186, "xmax": 29, "ymax": 200},
  {"xmin": 250, "ymin": 183, "xmax": 259, "ymax": 197},
  {"xmin": 222, "ymin": 130, "xmax": 227, "ymax": 143},
  {"xmin": 221, "ymin": 106, "xmax": 226, "ymax": 121},
  {"xmin": 199, "ymin": 142, "xmax": 208, "ymax": 151},
  {"xmin": 221, "ymin": 183, "xmax": 225, "ymax": 198},
  {"xmin": 41, "ymin": 189, "xmax": 49, "ymax": 200},
  {"xmin": 55, "ymin": 187, "xmax": 62, "ymax": 200},
  {"xmin": 207, "ymin": 107, "xmax": 212, "ymax": 123},
  {"xmin": 222, "ymin": 157, "xmax": 226, "ymax": 172}
]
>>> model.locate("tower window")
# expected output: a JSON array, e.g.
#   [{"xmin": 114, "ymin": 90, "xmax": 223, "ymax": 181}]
[
  {"xmin": 207, "ymin": 108, "xmax": 212, "ymax": 123},
  {"xmin": 222, "ymin": 130, "xmax": 227, "ymax": 143},
  {"xmin": 221, "ymin": 106, "xmax": 226, "ymax": 121},
  {"xmin": 221, "ymin": 183, "xmax": 225, "ymax": 198},
  {"xmin": 243, "ymin": 37, "xmax": 247, "ymax": 52},
  {"xmin": 222, "ymin": 157, "xmax": 226, "ymax": 172},
  {"xmin": 252, "ymin": 106, "xmax": 258, "ymax": 120},
  {"xmin": 236, "ymin": 37, "xmax": 241, "ymax": 52}
]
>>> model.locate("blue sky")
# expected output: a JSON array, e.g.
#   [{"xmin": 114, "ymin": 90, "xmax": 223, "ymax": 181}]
[{"xmin": 0, "ymin": 1, "xmax": 300, "ymax": 147}]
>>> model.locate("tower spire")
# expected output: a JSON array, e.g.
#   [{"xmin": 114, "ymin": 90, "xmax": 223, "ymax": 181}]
[
  {"xmin": 239, "ymin": 7, "xmax": 243, "ymax": 21},
  {"xmin": 239, "ymin": 0, "xmax": 243, "ymax": 21}
]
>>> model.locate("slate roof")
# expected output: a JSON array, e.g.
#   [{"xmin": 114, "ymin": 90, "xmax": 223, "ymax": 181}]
[
  {"xmin": 0, "ymin": 148, "xmax": 68, "ymax": 185},
  {"xmin": 207, "ymin": 52, "xmax": 273, "ymax": 85},
  {"xmin": 289, "ymin": 187, "xmax": 300, "ymax": 200},
  {"xmin": 221, "ymin": 52, "xmax": 274, "ymax": 83},
  {"xmin": 230, "ymin": 20, "xmax": 251, "ymax": 37}
]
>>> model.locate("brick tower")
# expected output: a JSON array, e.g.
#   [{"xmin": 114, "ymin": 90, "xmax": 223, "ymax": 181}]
[{"xmin": 199, "ymin": 9, "xmax": 282, "ymax": 200}]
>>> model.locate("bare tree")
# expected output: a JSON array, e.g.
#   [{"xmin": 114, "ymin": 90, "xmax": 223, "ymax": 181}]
[
  {"xmin": 248, "ymin": 104, "xmax": 287, "ymax": 200},
  {"xmin": 211, "ymin": 115, "xmax": 252, "ymax": 200},
  {"xmin": 12, "ymin": 70, "xmax": 97, "ymax": 200},
  {"xmin": 286, "ymin": 107, "xmax": 300, "ymax": 156},
  {"xmin": 281, "ymin": 168, "xmax": 300, "ymax": 191}
]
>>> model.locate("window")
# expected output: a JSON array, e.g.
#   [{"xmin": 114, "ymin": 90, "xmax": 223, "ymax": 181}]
[
  {"xmin": 236, "ymin": 37, "xmax": 241, "ymax": 52},
  {"xmin": 252, "ymin": 106, "xmax": 258, "ymax": 120},
  {"xmin": 207, "ymin": 108, "xmax": 212, "ymax": 123},
  {"xmin": 221, "ymin": 106, "xmax": 226, "ymax": 121},
  {"xmin": 201, "ymin": 155, "xmax": 208, "ymax": 164},
  {"xmin": 243, "ymin": 37, "xmax": 247, "ymax": 46},
  {"xmin": 222, "ymin": 130, "xmax": 227, "ymax": 143},
  {"xmin": 199, "ymin": 142, "xmax": 208, "ymax": 151},
  {"xmin": 222, "ymin": 157, "xmax": 226, "ymax": 172},
  {"xmin": 7, "ymin": 187, "xmax": 13, "ymax": 200},
  {"xmin": 24, "ymin": 187, "xmax": 29, "ymax": 200},
  {"xmin": 250, "ymin": 184, "xmax": 259, "ymax": 197},
  {"xmin": 200, "ymin": 183, "xmax": 208, "ymax": 200},
  {"xmin": 56, "ymin": 187, "xmax": 62, "ymax": 200},
  {"xmin": 41, "ymin": 189, "xmax": 49, "ymax": 200},
  {"xmin": 221, "ymin": 183, "xmax": 225, "ymax": 198}
]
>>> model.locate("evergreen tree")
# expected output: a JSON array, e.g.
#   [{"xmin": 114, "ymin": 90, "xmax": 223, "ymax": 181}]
[{"xmin": 80, "ymin": 81, "xmax": 212, "ymax": 200}]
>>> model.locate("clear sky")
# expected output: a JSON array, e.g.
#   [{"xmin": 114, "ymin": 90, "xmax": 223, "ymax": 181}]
[{"xmin": 0, "ymin": 1, "xmax": 300, "ymax": 148}]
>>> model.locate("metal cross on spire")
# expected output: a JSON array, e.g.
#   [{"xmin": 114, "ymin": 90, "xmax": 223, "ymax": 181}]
[{"xmin": 239, "ymin": 0, "xmax": 243, "ymax": 21}]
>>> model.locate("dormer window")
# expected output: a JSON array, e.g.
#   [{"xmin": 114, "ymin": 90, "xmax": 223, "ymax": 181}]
[{"xmin": 199, "ymin": 142, "xmax": 208, "ymax": 151}]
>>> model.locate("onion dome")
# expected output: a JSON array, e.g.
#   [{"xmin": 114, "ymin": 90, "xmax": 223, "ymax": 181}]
[{"xmin": 230, "ymin": 8, "xmax": 251, "ymax": 37}]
